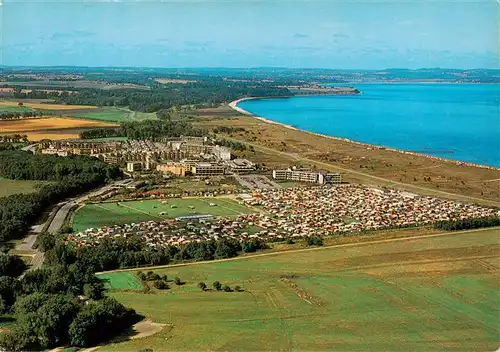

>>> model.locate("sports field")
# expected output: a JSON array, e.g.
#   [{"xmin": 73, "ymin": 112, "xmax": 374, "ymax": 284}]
[
  {"xmin": 72, "ymin": 197, "xmax": 255, "ymax": 232},
  {"xmin": 98, "ymin": 272, "xmax": 144, "ymax": 290},
  {"xmin": 99, "ymin": 228, "xmax": 500, "ymax": 351},
  {"xmin": 70, "ymin": 107, "xmax": 157, "ymax": 122}
]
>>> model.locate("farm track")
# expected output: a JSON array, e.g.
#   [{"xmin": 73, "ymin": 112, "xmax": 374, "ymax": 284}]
[{"xmin": 96, "ymin": 226, "xmax": 500, "ymax": 274}]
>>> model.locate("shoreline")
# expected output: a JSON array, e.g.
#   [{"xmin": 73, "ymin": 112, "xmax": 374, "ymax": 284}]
[{"xmin": 228, "ymin": 97, "xmax": 499, "ymax": 171}]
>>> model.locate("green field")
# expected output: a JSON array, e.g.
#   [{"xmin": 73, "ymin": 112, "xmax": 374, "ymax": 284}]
[
  {"xmin": 98, "ymin": 272, "xmax": 144, "ymax": 290},
  {"xmin": 0, "ymin": 178, "xmax": 47, "ymax": 198},
  {"xmin": 70, "ymin": 107, "xmax": 157, "ymax": 122},
  {"xmin": 73, "ymin": 197, "xmax": 255, "ymax": 232},
  {"xmin": 0, "ymin": 105, "xmax": 34, "ymax": 113},
  {"xmin": 99, "ymin": 228, "xmax": 500, "ymax": 351}
]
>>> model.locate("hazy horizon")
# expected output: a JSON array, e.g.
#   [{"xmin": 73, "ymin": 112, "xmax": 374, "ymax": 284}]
[{"xmin": 1, "ymin": 0, "xmax": 498, "ymax": 69}]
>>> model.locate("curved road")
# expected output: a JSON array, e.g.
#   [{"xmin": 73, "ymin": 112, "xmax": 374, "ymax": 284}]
[{"xmin": 17, "ymin": 180, "xmax": 129, "ymax": 271}]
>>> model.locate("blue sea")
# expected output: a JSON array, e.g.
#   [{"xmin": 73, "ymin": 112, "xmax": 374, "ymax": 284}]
[{"xmin": 237, "ymin": 84, "xmax": 500, "ymax": 167}]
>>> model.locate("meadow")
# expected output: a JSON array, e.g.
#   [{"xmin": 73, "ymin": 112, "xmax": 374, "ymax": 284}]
[
  {"xmin": 72, "ymin": 197, "xmax": 254, "ymax": 232},
  {"xmin": 0, "ymin": 178, "xmax": 48, "ymax": 197},
  {"xmin": 0, "ymin": 100, "xmax": 96, "ymax": 110},
  {"xmin": 0, "ymin": 105, "xmax": 34, "ymax": 113},
  {"xmin": 99, "ymin": 272, "xmax": 144, "ymax": 290},
  {"xmin": 98, "ymin": 228, "xmax": 500, "ymax": 351},
  {"xmin": 70, "ymin": 107, "xmax": 157, "ymax": 122}
]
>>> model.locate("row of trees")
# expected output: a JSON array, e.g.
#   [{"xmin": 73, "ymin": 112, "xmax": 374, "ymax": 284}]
[
  {"xmin": 43, "ymin": 232, "xmax": 268, "ymax": 273},
  {"xmin": 0, "ymin": 111, "xmax": 48, "ymax": 120},
  {"xmin": 79, "ymin": 119, "xmax": 203, "ymax": 141},
  {"xmin": 434, "ymin": 217, "xmax": 500, "ymax": 231}
]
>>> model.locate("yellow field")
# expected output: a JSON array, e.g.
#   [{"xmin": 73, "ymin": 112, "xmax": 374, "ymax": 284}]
[
  {"xmin": 0, "ymin": 117, "xmax": 117, "ymax": 134},
  {"xmin": 18, "ymin": 131, "xmax": 81, "ymax": 141},
  {"xmin": 0, "ymin": 101, "xmax": 97, "ymax": 110}
]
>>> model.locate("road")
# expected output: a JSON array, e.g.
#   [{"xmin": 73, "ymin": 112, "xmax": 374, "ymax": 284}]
[
  {"xmin": 16, "ymin": 180, "xmax": 130, "ymax": 271},
  {"xmin": 227, "ymin": 137, "xmax": 500, "ymax": 207},
  {"xmin": 96, "ymin": 226, "xmax": 500, "ymax": 274},
  {"xmin": 20, "ymin": 143, "xmax": 38, "ymax": 154}
]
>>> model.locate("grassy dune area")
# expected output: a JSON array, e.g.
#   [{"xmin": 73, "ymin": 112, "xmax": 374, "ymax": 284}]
[
  {"xmin": 70, "ymin": 107, "xmax": 157, "ymax": 122},
  {"xmin": 0, "ymin": 178, "xmax": 48, "ymax": 197},
  {"xmin": 72, "ymin": 198, "xmax": 254, "ymax": 232},
  {"xmin": 98, "ymin": 228, "xmax": 500, "ymax": 351},
  {"xmin": 191, "ymin": 105, "xmax": 500, "ymax": 206}
]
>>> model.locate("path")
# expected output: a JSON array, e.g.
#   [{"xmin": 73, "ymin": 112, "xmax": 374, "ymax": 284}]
[
  {"xmin": 96, "ymin": 226, "xmax": 499, "ymax": 274},
  {"xmin": 227, "ymin": 137, "xmax": 500, "ymax": 207}
]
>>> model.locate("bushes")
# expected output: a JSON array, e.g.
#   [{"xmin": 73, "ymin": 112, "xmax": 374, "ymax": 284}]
[
  {"xmin": 0, "ymin": 253, "xmax": 28, "ymax": 278},
  {"xmin": 0, "ymin": 293, "xmax": 139, "ymax": 351},
  {"xmin": 305, "ymin": 236, "xmax": 324, "ymax": 246},
  {"xmin": 137, "ymin": 271, "xmax": 169, "ymax": 290},
  {"xmin": 153, "ymin": 280, "xmax": 168, "ymax": 290},
  {"xmin": 434, "ymin": 217, "xmax": 500, "ymax": 231},
  {"xmin": 68, "ymin": 297, "xmax": 140, "ymax": 347}
]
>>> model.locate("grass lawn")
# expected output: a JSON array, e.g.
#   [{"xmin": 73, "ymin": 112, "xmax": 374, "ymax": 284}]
[
  {"xmin": 72, "ymin": 197, "xmax": 255, "ymax": 232},
  {"xmin": 0, "ymin": 178, "xmax": 47, "ymax": 198},
  {"xmin": 98, "ymin": 272, "xmax": 144, "ymax": 290},
  {"xmin": 70, "ymin": 107, "xmax": 157, "ymax": 122},
  {"xmin": 99, "ymin": 228, "xmax": 500, "ymax": 351}
]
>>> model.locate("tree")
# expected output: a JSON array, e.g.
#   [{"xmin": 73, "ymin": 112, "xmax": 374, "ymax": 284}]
[
  {"xmin": 212, "ymin": 281, "xmax": 222, "ymax": 291},
  {"xmin": 305, "ymin": 236, "xmax": 323, "ymax": 246},
  {"xmin": 83, "ymin": 282, "xmax": 104, "ymax": 300},
  {"xmin": 222, "ymin": 285, "xmax": 232, "ymax": 292},
  {"xmin": 197, "ymin": 282, "xmax": 207, "ymax": 291},
  {"xmin": 173, "ymin": 277, "xmax": 182, "ymax": 285},
  {"xmin": 0, "ymin": 253, "xmax": 28, "ymax": 277},
  {"xmin": 234, "ymin": 285, "xmax": 242, "ymax": 292},
  {"xmin": 18, "ymin": 102, "xmax": 23, "ymax": 106},
  {"xmin": 153, "ymin": 280, "xmax": 168, "ymax": 290}
]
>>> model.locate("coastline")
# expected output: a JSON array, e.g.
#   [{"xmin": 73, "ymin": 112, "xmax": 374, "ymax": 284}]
[{"xmin": 228, "ymin": 97, "xmax": 499, "ymax": 171}]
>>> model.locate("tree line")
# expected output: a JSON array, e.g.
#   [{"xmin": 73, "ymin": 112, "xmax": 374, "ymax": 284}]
[
  {"xmin": 0, "ymin": 151, "xmax": 121, "ymax": 243},
  {"xmin": 80, "ymin": 119, "xmax": 203, "ymax": 141},
  {"xmin": 42, "ymin": 231, "xmax": 268, "ymax": 273},
  {"xmin": 434, "ymin": 217, "xmax": 500, "ymax": 231},
  {"xmin": 0, "ymin": 111, "xmax": 49, "ymax": 120},
  {"xmin": 12, "ymin": 82, "xmax": 291, "ymax": 113}
]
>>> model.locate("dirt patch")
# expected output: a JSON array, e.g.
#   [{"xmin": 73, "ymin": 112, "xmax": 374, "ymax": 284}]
[
  {"xmin": 279, "ymin": 277, "xmax": 326, "ymax": 307},
  {"xmin": 78, "ymin": 319, "xmax": 168, "ymax": 352}
]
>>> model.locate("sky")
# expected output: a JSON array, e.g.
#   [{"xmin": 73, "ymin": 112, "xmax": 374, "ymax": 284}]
[{"xmin": 0, "ymin": 0, "xmax": 498, "ymax": 69}]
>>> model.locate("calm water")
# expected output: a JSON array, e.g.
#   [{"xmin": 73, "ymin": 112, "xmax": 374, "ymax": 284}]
[{"xmin": 237, "ymin": 84, "xmax": 500, "ymax": 167}]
